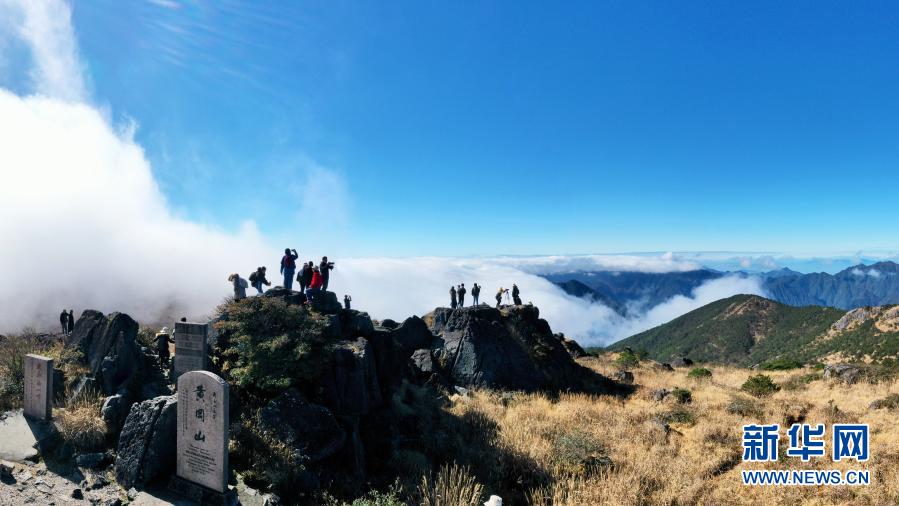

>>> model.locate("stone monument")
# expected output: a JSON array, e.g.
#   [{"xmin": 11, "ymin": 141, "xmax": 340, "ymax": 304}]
[
  {"xmin": 24, "ymin": 354, "xmax": 53, "ymax": 420},
  {"xmin": 175, "ymin": 370, "xmax": 229, "ymax": 494},
  {"xmin": 173, "ymin": 322, "xmax": 208, "ymax": 379}
]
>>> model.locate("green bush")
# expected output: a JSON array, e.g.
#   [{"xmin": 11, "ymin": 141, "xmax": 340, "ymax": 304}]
[
  {"xmin": 216, "ymin": 297, "xmax": 333, "ymax": 391},
  {"xmin": 760, "ymin": 358, "xmax": 803, "ymax": 371},
  {"xmin": 671, "ymin": 387, "xmax": 692, "ymax": 404},
  {"xmin": 661, "ymin": 406, "xmax": 696, "ymax": 425},
  {"xmin": 726, "ymin": 396, "xmax": 763, "ymax": 418},
  {"xmin": 687, "ymin": 367, "xmax": 712, "ymax": 380},
  {"xmin": 550, "ymin": 429, "xmax": 611, "ymax": 477},
  {"xmin": 615, "ymin": 349, "xmax": 640, "ymax": 369},
  {"xmin": 322, "ymin": 481, "xmax": 406, "ymax": 506},
  {"xmin": 781, "ymin": 373, "xmax": 822, "ymax": 391},
  {"xmin": 741, "ymin": 374, "xmax": 780, "ymax": 397}
]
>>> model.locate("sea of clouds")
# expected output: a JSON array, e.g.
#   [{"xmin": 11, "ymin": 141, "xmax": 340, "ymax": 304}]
[{"xmin": 0, "ymin": 0, "xmax": 773, "ymax": 345}]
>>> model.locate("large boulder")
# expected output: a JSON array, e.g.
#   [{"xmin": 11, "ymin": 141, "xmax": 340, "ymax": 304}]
[
  {"xmin": 368, "ymin": 316, "xmax": 435, "ymax": 393},
  {"xmin": 341, "ymin": 310, "xmax": 375, "ymax": 338},
  {"xmin": 559, "ymin": 335, "xmax": 588, "ymax": 359},
  {"xmin": 427, "ymin": 305, "xmax": 597, "ymax": 391},
  {"xmin": 824, "ymin": 364, "xmax": 862, "ymax": 385},
  {"xmin": 319, "ymin": 338, "xmax": 382, "ymax": 417},
  {"xmin": 66, "ymin": 311, "xmax": 143, "ymax": 395},
  {"xmin": 310, "ymin": 291, "xmax": 342, "ymax": 315},
  {"xmin": 258, "ymin": 390, "xmax": 346, "ymax": 464},
  {"xmin": 115, "ymin": 395, "xmax": 177, "ymax": 490},
  {"xmin": 262, "ymin": 287, "xmax": 306, "ymax": 306}
]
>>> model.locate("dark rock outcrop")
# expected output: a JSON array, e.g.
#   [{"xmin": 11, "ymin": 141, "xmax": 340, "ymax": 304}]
[
  {"xmin": 613, "ymin": 370, "xmax": 634, "ymax": 384},
  {"xmin": 559, "ymin": 335, "xmax": 588, "ymax": 359},
  {"xmin": 670, "ymin": 357, "xmax": 694, "ymax": 368},
  {"xmin": 66, "ymin": 311, "xmax": 143, "ymax": 395},
  {"xmin": 310, "ymin": 291, "xmax": 342, "ymax": 315},
  {"xmin": 258, "ymin": 390, "xmax": 346, "ymax": 464},
  {"xmin": 101, "ymin": 394, "xmax": 127, "ymax": 430},
  {"xmin": 115, "ymin": 395, "xmax": 177, "ymax": 490},
  {"xmin": 368, "ymin": 316, "xmax": 435, "ymax": 392},
  {"xmin": 341, "ymin": 310, "xmax": 375, "ymax": 338},
  {"xmin": 427, "ymin": 305, "xmax": 603, "ymax": 392},
  {"xmin": 320, "ymin": 338, "xmax": 382, "ymax": 417},
  {"xmin": 262, "ymin": 287, "xmax": 307, "ymax": 306}
]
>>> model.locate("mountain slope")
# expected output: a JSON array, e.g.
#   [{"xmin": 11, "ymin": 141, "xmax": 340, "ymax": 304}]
[
  {"xmin": 764, "ymin": 262, "xmax": 899, "ymax": 310},
  {"xmin": 606, "ymin": 294, "xmax": 899, "ymax": 365}
]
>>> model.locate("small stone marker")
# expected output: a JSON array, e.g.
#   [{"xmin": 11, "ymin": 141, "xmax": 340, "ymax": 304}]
[
  {"xmin": 173, "ymin": 322, "xmax": 208, "ymax": 379},
  {"xmin": 176, "ymin": 371, "xmax": 229, "ymax": 493},
  {"xmin": 24, "ymin": 354, "xmax": 53, "ymax": 420}
]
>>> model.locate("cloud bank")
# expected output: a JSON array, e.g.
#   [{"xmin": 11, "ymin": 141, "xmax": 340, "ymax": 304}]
[{"xmin": 0, "ymin": 0, "xmax": 767, "ymax": 346}]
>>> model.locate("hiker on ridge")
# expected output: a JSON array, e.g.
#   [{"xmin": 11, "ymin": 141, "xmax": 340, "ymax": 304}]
[
  {"xmin": 496, "ymin": 287, "xmax": 508, "ymax": 308},
  {"xmin": 228, "ymin": 273, "xmax": 248, "ymax": 300},
  {"xmin": 344, "ymin": 294, "xmax": 352, "ymax": 310},
  {"xmin": 59, "ymin": 309, "xmax": 69, "ymax": 336},
  {"xmin": 512, "ymin": 283, "xmax": 522, "ymax": 305},
  {"xmin": 67, "ymin": 310, "xmax": 75, "ymax": 334},
  {"xmin": 155, "ymin": 327, "xmax": 175, "ymax": 368},
  {"xmin": 281, "ymin": 248, "xmax": 299, "ymax": 290},
  {"xmin": 249, "ymin": 267, "xmax": 271, "ymax": 294},
  {"xmin": 320, "ymin": 256, "xmax": 335, "ymax": 290},
  {"xmin": 471, "ymin": 283, "xmax": 481, "ymax": 306},
  {"xmin": 298, "ymin": 261, "xmax": 313, "ymax": 293},
  {"xmin": 458, "ymin": 283, "xmax": 466, "ymax": 307},
  {"xmin": 450, "ymin": 286, "xmax": 457, "ymax": 309}
]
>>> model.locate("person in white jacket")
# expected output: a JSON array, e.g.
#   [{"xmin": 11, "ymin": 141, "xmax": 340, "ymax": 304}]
[{"xmin": 228, "ymin": 273, "xmax": 249, "ymax": 300}]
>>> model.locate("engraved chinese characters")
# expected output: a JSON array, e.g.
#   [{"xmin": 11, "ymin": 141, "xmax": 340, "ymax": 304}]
[
  {"xmin": 174, "ymin": 322, "xmax": 208, "ymax": 379},
  {"xmin": 176, "ymin": 371, "xmax": 228, "ymax": 492},
  {"xmin": 24, "ymin": 354, "xmax": 53, "ymax": 420}
]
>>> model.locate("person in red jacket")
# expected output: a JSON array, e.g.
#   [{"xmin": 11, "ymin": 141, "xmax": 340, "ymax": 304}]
[{"xmin": 306, "ymin": 265, "xmax": 323, "ymax": 301}]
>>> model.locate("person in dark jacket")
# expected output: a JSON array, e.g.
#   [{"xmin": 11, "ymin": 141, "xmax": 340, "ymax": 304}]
[
  {"xmin": 59, "ymin": 309, "xmax": 69, "ymax": 336},
  {"xmin": 320, "ymin": 256, "xmax": 335, "ymax": 290},
  {"xmin": 512, "ymin": 283, "xmax": 522, "ymax": 305},
  {"xmin": 67, "ymin": 310, "xmax": 75, "ymax": 334},
  {"xmin": 155, "ymin": 327, "xmax": 175, "ymax": 367},
  {"xmin": 450, "ymin": 286, "xmax": 457, "ymax": 309},
  {"xmin": 458, "ymin": 283, "xmax": 466, "ymax": 307},
  {"xmin": 303, "ymin": 261, "xmax": 314, "ymax": 290},
  {"xmin": 297, "ymin": 262, "xmax": 312, "ymax": 293},
  {"xmin": 281, "ymin": 248, "xmax": 299, "ymax": 290},
  {"xmin": 344, "ymin": 294, "xmax": 352, "ymax": 310},
  {"xmin": 471, "ymin": 284, "xmax": 481, "ymax": 306},
  {"xmin": 249, "ymin": 267, "xmax": 271, "ymax": 294}
]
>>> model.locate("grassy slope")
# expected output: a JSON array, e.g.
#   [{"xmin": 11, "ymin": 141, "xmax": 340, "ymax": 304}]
[{"xmin": 609, "ymin": 294, "xmax": 845, "ymax": 365}]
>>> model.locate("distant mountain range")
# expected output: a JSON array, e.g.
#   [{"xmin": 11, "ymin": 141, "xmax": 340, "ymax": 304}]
[
  {"xmin": 545, "ymin": 261, "xmax": 899, "ymax": 314},
  {"xmin": 608, "ymin": 294, "xmax": 899, "ymax": 365}
]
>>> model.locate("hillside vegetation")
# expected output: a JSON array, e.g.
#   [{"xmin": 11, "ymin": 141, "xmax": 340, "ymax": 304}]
[{"xmin": 610, "ymin": 294, "xmax": 899, "ymax": 365}]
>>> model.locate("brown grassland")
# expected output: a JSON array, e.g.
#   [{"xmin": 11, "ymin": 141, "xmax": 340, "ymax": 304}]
[{"xmin": 447, "ymin": 354, "xmax": 899, "ymax": 505}]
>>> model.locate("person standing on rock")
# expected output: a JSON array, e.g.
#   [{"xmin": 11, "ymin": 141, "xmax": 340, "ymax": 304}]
[
  {"xmin": 306, "ymin": 265, "xmax": 324, "ymax": 301},
  {"xmin": 281, "ymin": 248, "xmax": 299, "ymax": 290},
  {"xmin": 344, "ymin": 294, "xmax": 352, "ymax": 310},
  {"xmin": 512, "ymin": 283, "xmax": 522, "ymax": 305},
  {"xmin": 249, "ymin": 266, "xmax": 271, "ymax": 294},
  {"xmin": 471, "ymin": 283, "xmax": 480, "ymax": 306},
  {"xmin": 450, "ymin": 286, "xmax": 457, "ymax": 309},
  {"xmin": 228, "ymin": 273, "xmax": 248, "ymax": 300},
  {"xmin": 59, "ymin": 309, "xmax": 69, "ymax": 336},
  {"xmin": 154, "ymin": 327, "xmax": 175, "ymax": 368},
  {"xmin": 496, "ymin": 287, "xmax": 507, "ymax": 308},
  {"xmin": 320, "ymin": 256, "xmax": 335, "ymax": 290},
  {"xmin": 297, "ymin": 262, "xmax": 311, "ymax": 293},
  {"xmin": 68, "ymin": 310, "xmax": 75, "ymax": 334}
]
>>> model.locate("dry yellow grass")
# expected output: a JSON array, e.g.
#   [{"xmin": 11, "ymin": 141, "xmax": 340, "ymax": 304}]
[
  {"xmin": 56, "ymin": 392, "xmax": 107, "ymax": 452},
  {"xmin": 447, "ymin": 354, "xmax": 899, "ymax": 505}
]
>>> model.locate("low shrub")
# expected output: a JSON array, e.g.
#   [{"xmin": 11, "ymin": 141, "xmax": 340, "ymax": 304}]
[
  {"xmin": 671, "ymin": 387, "xmax": 692, "ymax": 404},
  {"xmin": 322, "ymin": 481, "xmax": 406, "ymax": 506},
  {"xmin": 781, "ymin": 373, "xmax": 822, "ymax": 391},
  {"xmin": 661, "ymin": 406, "xmax": 696, "ymax": 426},
  {"xmin": 760, "ymin": 358, "xmax": 803, "ymax": 371},
  {"xmin": 418, "ymin": 463, "xmax": 483, "ymax": 506},
  {"xmin": 57, "ymin": 393, "xmax": 107, "ymax": 452},
  {"xmin": 550, "ymin": 429, "xmax": 611, "ymax": 477},
  {"xmin": 741, "ymin": 374, "xmax": 780, "ymax": 397},
  {"xmin": 727, "ymin": 396, "xmax": 764, "ymax": 418},
  {"xmin": 614, "ymin": 349, "xmax": 640, "ymax": 369},
  {"xmin": 687, "ymin": 367, "xmax": 712, "ymax": 380}
]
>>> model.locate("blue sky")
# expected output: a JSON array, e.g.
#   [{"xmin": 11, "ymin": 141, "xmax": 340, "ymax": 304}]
[{"xmin": 18, "ymin": 0, "xmax": 899, "ymax": 257}]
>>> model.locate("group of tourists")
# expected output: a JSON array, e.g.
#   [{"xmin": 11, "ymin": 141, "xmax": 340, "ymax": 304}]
[
  {"xmin": 227, "ymin": 249, "xmax": 340, "ymax": 305},
  {"xmin": 58, "ymin": 309, "xmax": 75, "ymax": 336},
  {"xmin": 448, "ymin": 282, "xmax": 523, "ymax": 308}
]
